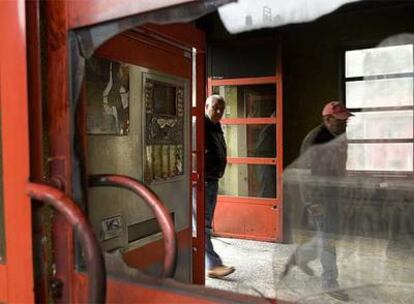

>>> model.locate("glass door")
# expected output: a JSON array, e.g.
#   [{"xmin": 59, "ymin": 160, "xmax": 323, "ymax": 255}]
[{"xmin": 208, "ymin": 76, "xmax": 283, "ymax": 242}]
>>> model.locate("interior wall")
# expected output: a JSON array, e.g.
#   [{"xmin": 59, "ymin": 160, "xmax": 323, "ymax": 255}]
[{"xmin": 281, "ymin": 3, "xmax": 414, "ymax": 166}]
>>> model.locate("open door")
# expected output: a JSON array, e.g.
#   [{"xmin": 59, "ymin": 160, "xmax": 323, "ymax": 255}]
[
  {"xmin": 0, "ymin": 1, "xmax": 35, "ymax": 302},
  {"xmin": 208, "ymin": 60, "xmax": 284, "ymax": 242}
]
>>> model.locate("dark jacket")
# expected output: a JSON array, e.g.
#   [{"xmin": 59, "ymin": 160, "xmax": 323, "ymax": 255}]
[
  {"xmin": 300, "ymin": 123, "xmax": 347, "ymax": 234},
  {"xmin": 205, "ymin": 115, "xmax": 227, "ymax": 180}
]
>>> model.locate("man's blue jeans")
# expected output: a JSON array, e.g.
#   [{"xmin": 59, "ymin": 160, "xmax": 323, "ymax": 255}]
[{"xmin": 205, "ymin": 179, "xmax": 223, "ymax": 269}]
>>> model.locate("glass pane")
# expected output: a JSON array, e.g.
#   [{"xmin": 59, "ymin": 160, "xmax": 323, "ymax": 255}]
[
  {"xmin": 222, "ymin": 124, "xmax": 276, "ymax": 157},
  {"xmin": 346, "ymin": 78, "xmax": 413, "ymax": 108},
  {"xmin": 192, "ymin": 116, "xmax": 197, "ymax": 151},
  {"xmin": 345, "ymin": 44, "xmax": 413, "ymax": 77},
  {"xmin": 347, "ymin": 143, "xmax": 413, "ymax": 171},
  {"xmin": 212, "ymin": 84, "xmax": 276, "ymax": 118},
  {"xmin": 219, "ymin": 164, "xmax": 277, "ymax": 198},
  {"xmin": 86, "ymin": 56, "xmax": 130, "ymax": 136},
  {"xmin": 192, "ymin": 185, "xmax": 197, "ymax": 237},
  {"xmin": 284, "ymin": 140, "xmax": 414, "ymax": 303},
  {"xmin": 347, "ymin": 111, "xmax": 413, "ymax": 140}
]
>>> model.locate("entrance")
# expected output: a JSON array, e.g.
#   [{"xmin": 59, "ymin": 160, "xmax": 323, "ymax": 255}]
[{"xmin": 208, "ymin": 73, "xmax": 283, "ymax": 242}]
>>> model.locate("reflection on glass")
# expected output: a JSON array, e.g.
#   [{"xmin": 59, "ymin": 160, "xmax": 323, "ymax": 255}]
[
  {"xmin": 169, "ymin": 145, "xmax": 176, "ymax": 176},
  {"xmin": 282, "ymin": 134, "xmax": 414, "ymax": 303},
  {"xmin": 347, "ymin": 143, "xmax": 413, "ymax": 171},
  {"xmin": 345, "ymin": 44, "xmax": 413, "ymax": 77},
  {"xmin": 347, "ymin": 111, "xmax": 413, "ymax": 140},
  {"xmin": 212, "ymin": 84, "xmax": 276, "ymax": 118},
  {"xmin": 223, "ymin": 124, "xmax": 276, "ymax": 157},
  {"xmin": 192, "ymin": 152, "xmax": 197, "ymax": 172},
  {"xmin": 219, "ymin": 164, "xmax": 276, "ymax": 198},
  {"xmin": 153, "ymin": 145, "xmax": 161, "ymax": 179},
  {"xmin": 346, "ymin": 78, "xmax": 413, "ymax": 108},
  {"xmin": 192, "ymin": 116, "xmax": 197, "ymax": 151},
  {"xmin": 161, "ymin": 145, "xmax": 169, "ymax": 178}
]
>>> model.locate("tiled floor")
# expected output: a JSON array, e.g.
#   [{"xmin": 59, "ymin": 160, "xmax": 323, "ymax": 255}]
[{"xmin": 206, "ymin": 236, "xmax": 414, "ymax": 303}]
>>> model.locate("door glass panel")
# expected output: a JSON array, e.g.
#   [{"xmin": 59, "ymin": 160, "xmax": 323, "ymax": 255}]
[
  {"xmin": 222, "ymin": 124, "xmax": 276, "ymax": 157},
  {"xmin": 212, "ymin": 84, "xmax": 276, "ymax": 118},
  {"xmin": 219, "ymin": 164, "xmax": 277, "ymax": 198},
  {"xmin": 347, "ymin": 111, "xmax": 413, "ymax": 140},
  {"xmin": 345, "ymin": 44, "xmax": 413, "ymax": 77},
  {"xmin": 346, "ymin": 78, "xmax": 413, "ymax": 108},
  {"xmin": 347, "ymin": 143, "xmax": 413, "ymax": 171}
]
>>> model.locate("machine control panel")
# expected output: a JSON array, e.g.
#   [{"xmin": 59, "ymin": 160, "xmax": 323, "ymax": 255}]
[{"xmin": 143, "ymin": 76, "xmax": 185, "ymax": 183}]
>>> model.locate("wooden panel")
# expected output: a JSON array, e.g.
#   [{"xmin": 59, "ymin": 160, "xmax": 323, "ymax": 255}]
[
  {"xmin": 123, "ymin": 228, "xmax": 191, "ymax": 270},
  {"xmin": 68, "ymin": 0, "xmax": 195, "ymax": 29},
  {"xmin": 213, "ymin": 201, "xmax": 281, "ymax": 242},
  {"xmin": 221, "ymin": 117, "xmax": 277, "ymax": 125},
  {"xmin": 211, "ymin": 76, "xmax": 278, "ymax": 86},
  {"xmin": 143, "ymin": 24, "xmax": 206, "ymax": 51},
  {"xmin": 227, "ymin": 157, "xmax": 277, "ymax": 165},
  {"xmin": 0, "ymin": 265, "xmax": 7, "ymax": 301},
  {"xmin": 97, "ymin": 33, "xmax": 191, "ymax": 78},
  {"xmin": 73, "ymin": 272, "xmax": 271, "ymax": 304}
]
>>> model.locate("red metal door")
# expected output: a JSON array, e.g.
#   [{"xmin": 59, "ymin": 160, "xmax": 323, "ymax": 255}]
[
  {"xmin": 208, "ymin": 63, "xmax": 284, "ymax": 242},
  {"xmin": 0, "ymin": 0, "xmax": 35, "ymax": 302}
]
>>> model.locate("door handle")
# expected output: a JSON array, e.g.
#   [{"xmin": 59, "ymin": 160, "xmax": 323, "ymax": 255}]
[
  {"xmin": 88, "ymin": 174, "xmax": 177, "ymax": 278},
  {"xmin": 26, "ymin": 182, "xmax": 106, "ymax": 304}
]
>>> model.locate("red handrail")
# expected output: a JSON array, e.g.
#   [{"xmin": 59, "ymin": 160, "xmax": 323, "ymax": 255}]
[
  {"xmin": 26, "ymin": 182, "xmax": 106, "ymax": 304},
  {"xmin": 88, "ymin": 174, "xmax": 177, "ymax": 278}
]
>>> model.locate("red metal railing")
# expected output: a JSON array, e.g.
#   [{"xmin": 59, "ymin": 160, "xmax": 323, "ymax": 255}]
[
  {"xmin": 88, "ymin": 174, "xmax": 177, "ymax": 278},
  {"xmin": 26, "ymin": 182, "xmax": 106, "ymax": 304}
]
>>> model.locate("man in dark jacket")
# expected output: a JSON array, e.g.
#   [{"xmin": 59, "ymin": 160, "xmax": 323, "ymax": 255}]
[
  {"xmin": 204, "ymin": 95, "xmax": 235, "ymax": 278},
  {"xmin": 282, "ymin": 101, "xmax": 352, "ymax": 301}
]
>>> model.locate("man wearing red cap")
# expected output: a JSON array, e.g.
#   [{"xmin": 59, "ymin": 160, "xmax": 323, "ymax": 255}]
[
  {"xmin": 302, "ymin": 101, "xmax": 353, "ymax": 150},
  {"xmin": 282, "ymin": 101, "xmax": 353, "ymax": 301}
]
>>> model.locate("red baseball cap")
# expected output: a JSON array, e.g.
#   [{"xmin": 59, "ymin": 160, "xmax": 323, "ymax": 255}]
[{"xmin": 322, "ymin": 101, "xmax": 353, "ymax": 120}]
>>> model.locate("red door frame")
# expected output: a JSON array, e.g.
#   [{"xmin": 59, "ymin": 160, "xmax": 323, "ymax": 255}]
[
  {"xmin": 43, "ymin": 1, "xmax": 207, "ymax": 302},
  {"xmin": 0, "ymin": 0, "xmax": 35, "ymax": 302},
  {"xmin": 207, "ymin": 65, "xmax": 284, "ymax": 242}
]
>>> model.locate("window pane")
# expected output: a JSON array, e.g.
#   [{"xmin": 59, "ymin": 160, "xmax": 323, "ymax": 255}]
[
  {"xmin": 212, "ymin": 84, "xmax": 276, "ymax": 118},
  {"xmin": 192, "ymin": 116, "xmax": 197, "ymax": 151},
  {"xmin": 222, "ymin": 124, "xmax": 276, "ymax": 157},
  {"xmin": 347, "ymin": 111, "xmax": 413, "ymax": 140},
  {"xmin": 347, "ymin": 143, "xmax": 413, "ymax": 171},
  {"xmin": 346, "ymin": 78, "xmax": 413, "ymax": 108},
  {"xmin": 219, "ymin": 164, "xmax": 276, "ymax": 198},
  {"xmin": 345, "ymin": 44, "xmax": 413, "ymax": 77}
]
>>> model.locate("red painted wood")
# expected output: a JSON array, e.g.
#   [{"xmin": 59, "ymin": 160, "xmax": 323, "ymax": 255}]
[
  {"xmin": 192, "ymin": 47, "xmax": 206, "ymax": 285},
  {"xmin": 123, "ymin": 228, "xmax": 191, "ymax": 271},
  {"xmin": 221, "ymin": 117, "xmax": 277, "ymax": 124},
  {"xmin": 73, "ymin": 272, "xmax": 273, "ymax": 304},
  {"xmin": 210, "ymin": 60, "xmax": 284, "ymax": 242},
  {"xmin": 143, "ymin": 23, "xmax": 206, "ymax": 51},
  {"xmin": 213, "ymin": 201, "xmax": 281, "ymax": 242},
  {"xmin": 68, "ymin": 0, "xmax": 195, "ymax": 29},
  {"xmin": 210, "ymin": 76, "xmax": 278, "ymax": 86},
  {"xmin": 227, "ymin": 157, "xmax": 277, "ymax": 165},
  {"xmin": 45, "ymin": 1, "xmax": 74, "ymax": 302},
  {"xmin": 26, "ymin": 1, "xmax": 50, "ymax": 301},
  {"xmin": 0, "ymin": 265, "xmax": 7, "ymax": 301},
  {"xmin": 219, "ymin": 195, "xmax": 280, "ymax": 207},
  {"xmin": 275, "ymin": 43, "xmax": 284, "ymax": 241},
  {"xmin": 0, "ymin": 0, "xmax": 34, "ymax": 302},
  {"xmin": 97, "ymin": 32, "xmax": 191, "ymax": 78}
]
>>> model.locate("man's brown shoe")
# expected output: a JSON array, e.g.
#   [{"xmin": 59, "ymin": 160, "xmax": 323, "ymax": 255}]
[{"xmin": 207, "ymin": 265, "xmax": 235, "ymax": 278}]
